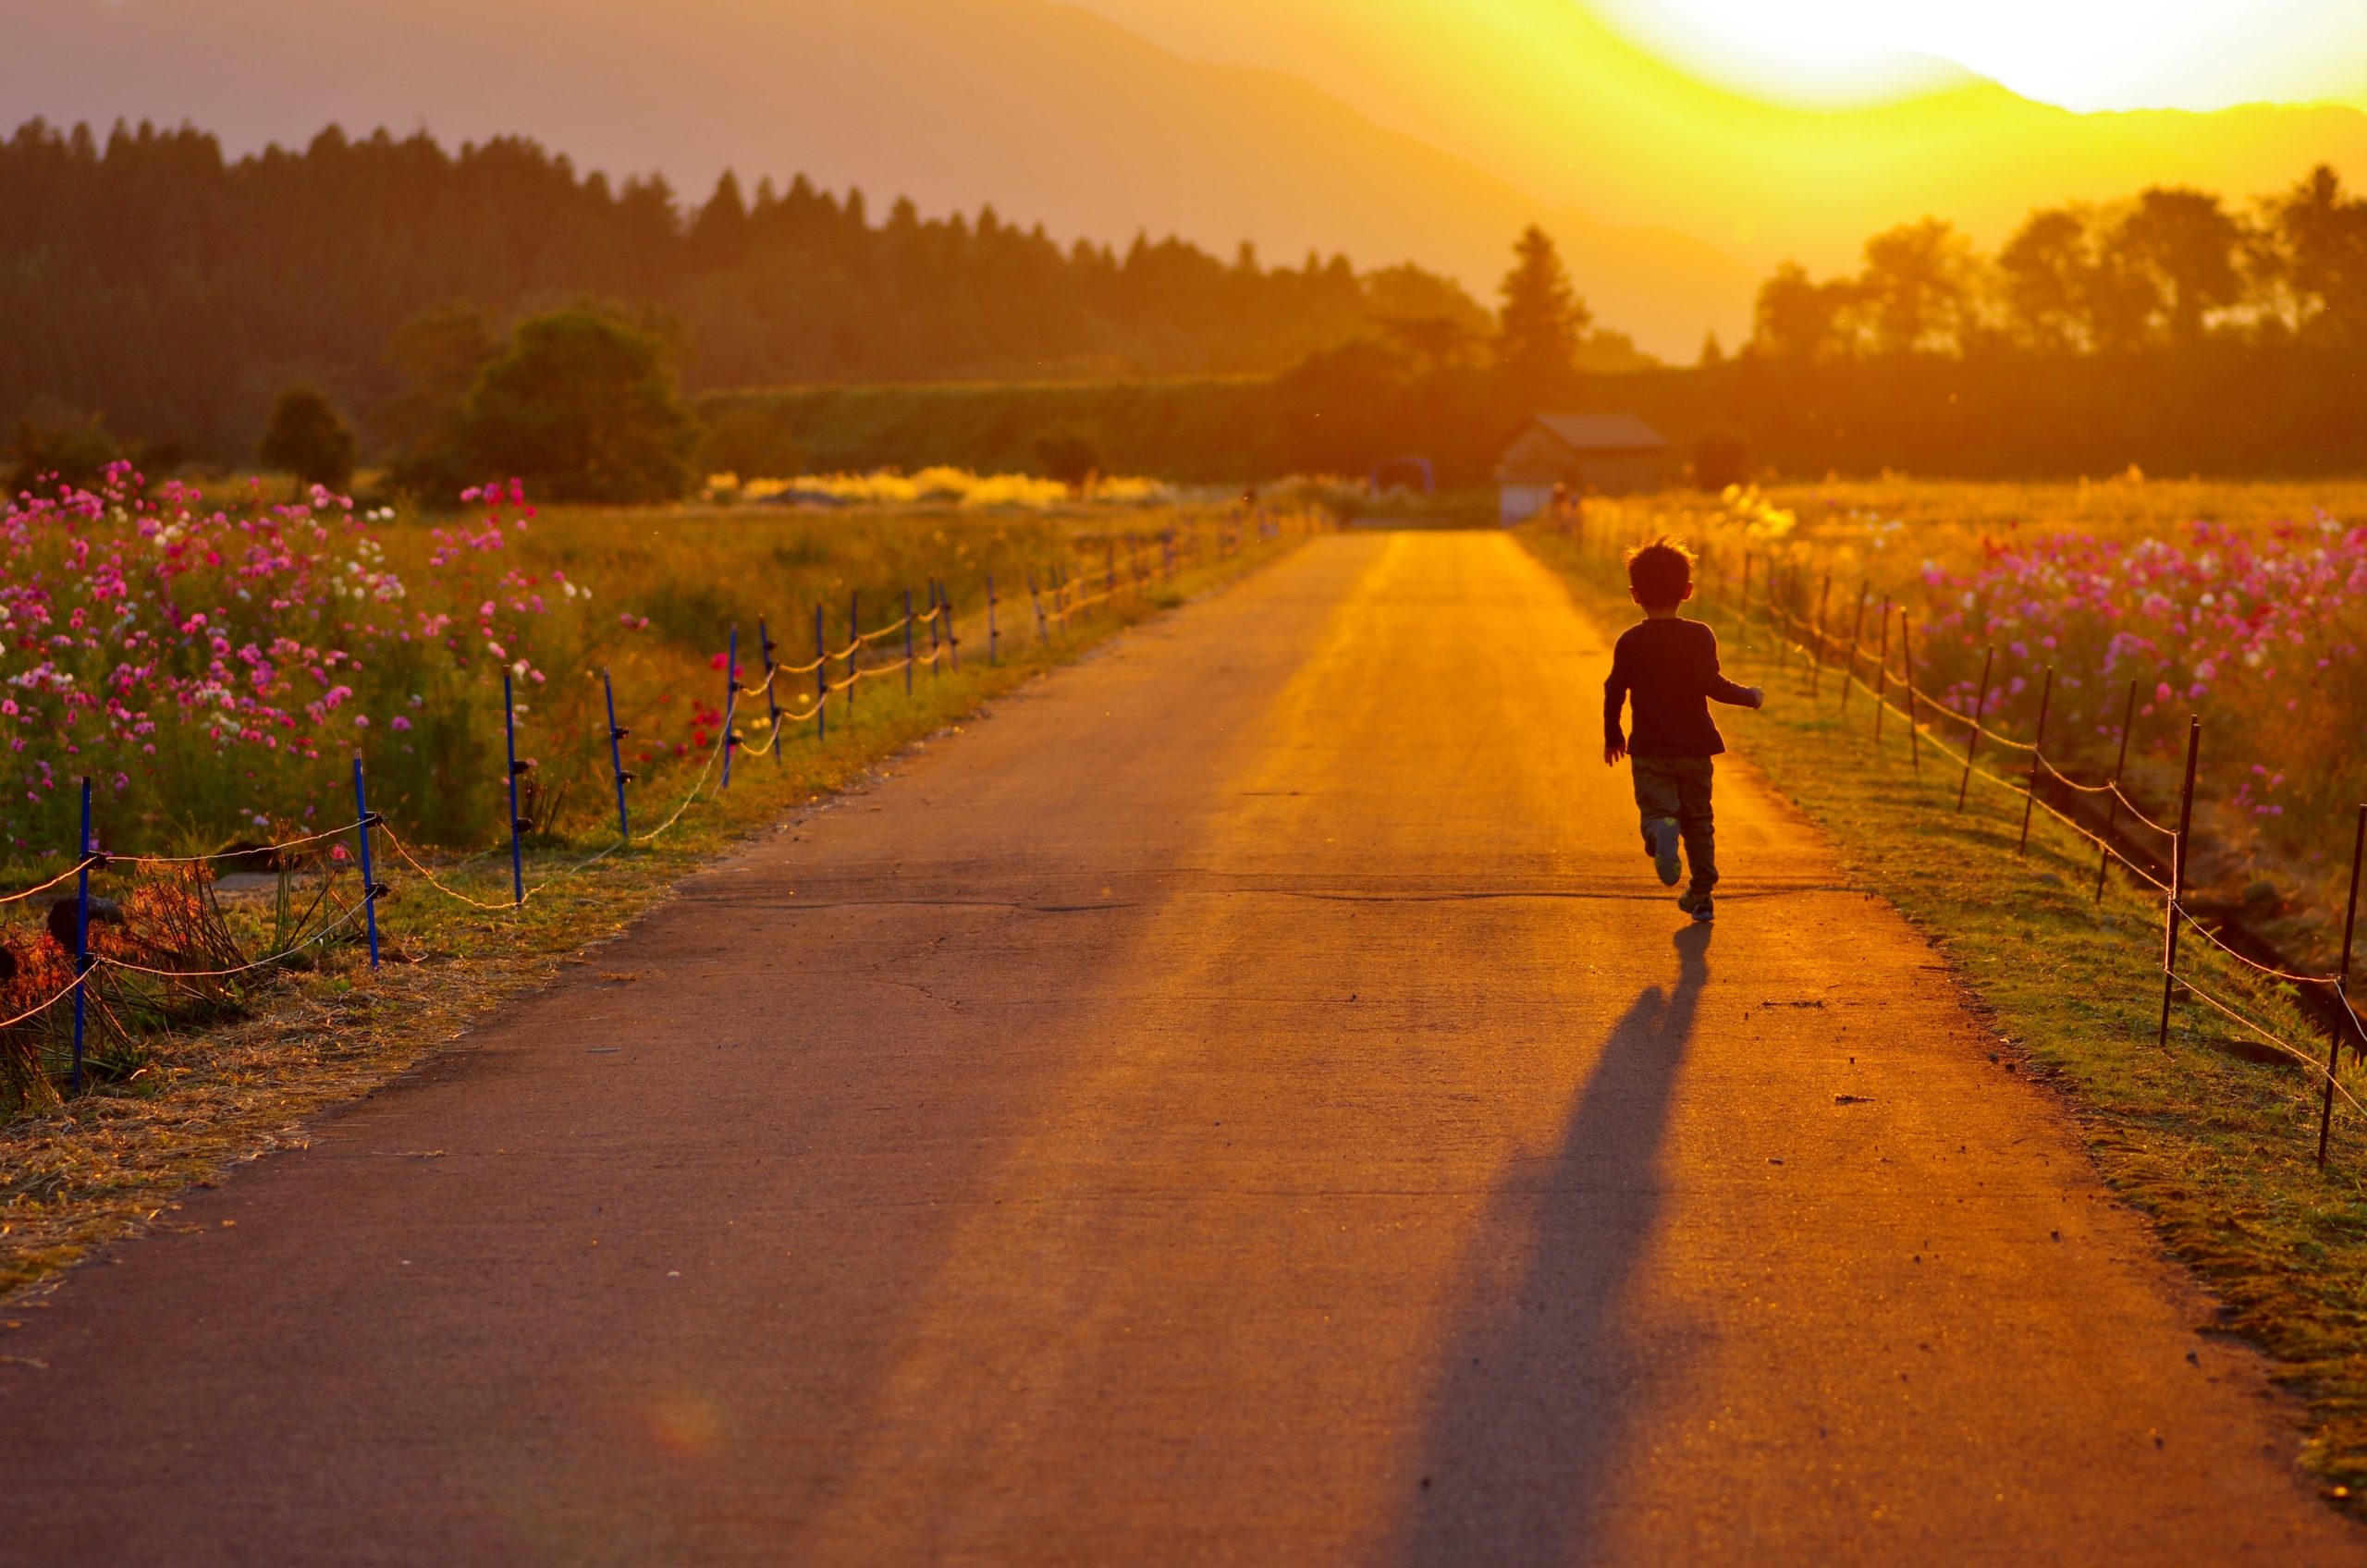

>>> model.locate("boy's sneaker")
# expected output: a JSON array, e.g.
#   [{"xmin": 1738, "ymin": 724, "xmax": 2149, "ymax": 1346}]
[
  {"xmin": 1649, "ymin": 816, "xmax": 1682, "ymax": 887},
  {"xmin": 1677, "ymin": 889, "xmax": 1714, "ymax": 923}
]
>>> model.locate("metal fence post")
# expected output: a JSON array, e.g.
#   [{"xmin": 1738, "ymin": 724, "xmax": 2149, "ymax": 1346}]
[
  {"xmin": 1872, "ymin": 597, "xmax": 1893, "ymax": 743},
  {"xmin": 2096, "ymin": 679, "xmax": 2137, "ymax": 900},
  {"xmin": 1900, "ymin": 610, "xmax": 1920, "ymax": 774},
  {"xmin": 758, "ymin": 616, "xmax": 783, "ymax": 766},
  {"xmin": 2019, "ymin": 666, "xmax": 2054, "ymax": 851},
  {"xmin": 1841, "ymin": 582, "xmax": 1869, "ymax": 711},
  {"xmin": 846, "ymin": 592, "xmax": 860, "ymax": 718},
  {"xmin": 942, "ymin": 582, "xmax": 960, "ymax": 672},
  {"xmin": 603, "ymin": 667, "xmax": 632, "ymax": 842},
  {"xmin": 2159, "ymin": 716, "xmax": 2201, "ymax": 1046},
  {"xmin": 70, "ymin": 777, "xmax": 90, "ymax": 1091},
  {"xmin": 1810, "ymin": 569, "xmax": 1833, "ymax": 696},
  {"xmin": 814, "ymin": 605, "xmax": 828, "ymax": 743},
  {"xmin": 720, "ymin": 626, "xmax": 740, "ymax": 790},
  {"xmin": 987, "ymin": 572, "xmax": 1000, "ymax": 666},
  {"xmin": 2319, "ymin": 803, "xmax": 2366, "ymax": 1164},
  {"xmin": 351, "ymin": 755, "xmax": 380, "ymax": 968},
  {"xmin": 1958, "ymin": 646, "xmax": 1993, "ymax": 812},
  {"xmin": 503, "ymin": 670, "xmax": 525, "ymax": 907},
  {"xmin": 904, "ymin": 589, "xmax": 916, "ymax": 695}
]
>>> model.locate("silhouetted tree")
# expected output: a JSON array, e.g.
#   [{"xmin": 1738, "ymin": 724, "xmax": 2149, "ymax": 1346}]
[
  {"xmin": 2113, "ymin": 186, "xmax": 2246, "ymax": 347},
  {"xmin": 1750, "ymin": 263, "xmax": 1858, "ymax": 361},
  {"xmin": 257, "ymin": 386, "xmax": 357, "ymax": 489},
  {"xmin": 1997, "ymin": 207, "xmax": 2092, "ymax": 351},
  {"xmin": 1858, "ymin": 218, "xmax": 1979, "ymax": 354},
  {"xmin": 1494, "ymin": 226, "xmax": 1588, "ymax": 405}
]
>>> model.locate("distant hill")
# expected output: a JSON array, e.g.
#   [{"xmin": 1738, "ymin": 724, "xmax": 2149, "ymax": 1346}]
[{"xmin": 0, "ymin": 0, "xmax": 1756, "ymax": 357}]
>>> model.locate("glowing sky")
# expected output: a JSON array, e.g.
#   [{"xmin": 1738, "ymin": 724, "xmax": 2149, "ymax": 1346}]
[{"xmin": 1590, "ymin": 0, "xmax": 2367, "ymax": 109}]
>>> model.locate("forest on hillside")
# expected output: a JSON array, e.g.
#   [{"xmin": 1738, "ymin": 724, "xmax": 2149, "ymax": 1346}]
[{"xmin": 0, "ymin": 116, "xmax": 1650, "ymax": 465}]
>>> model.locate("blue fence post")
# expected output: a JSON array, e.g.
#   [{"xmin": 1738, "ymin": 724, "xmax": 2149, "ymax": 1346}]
[
  {"xmin": 351, "ymin": 754, "xmax": 380, "ymax": 968},
  {"xmin": 721, "ymin": 625, "xmax": 740, "ymax": 790},
  {"xmin": 603, "ymin": 668, "xmax": 632, "ymax": 842},
  {"xmin": 941, "ymin": 582, "xmax": 961, "ymax": 673},
  {"xmin": 759, "ymin": 616, "xmax": 783, "ymax": 767},
  {"xmin": 70, "ymin": 777, "xmax": 90, "ymax": 1091},
  {"xmin": 503, "ymin": 670, "xmax": 525, "ymax": 907},
  {"xmin": 987, "ymin": 572, "xmax": 999, "ymax": 666},
  {"xmin": 814, "ymin": 605, "xmax": 828, "ymax": 742}
]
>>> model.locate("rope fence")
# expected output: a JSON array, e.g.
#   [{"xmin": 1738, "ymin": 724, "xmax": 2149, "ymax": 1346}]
[
  {"xmin": 1, "ymin": 506, "xmax": 1316, "ymax": 1101},
  {"xmin": 1550, "ymin": 506, "xmax": 2367, "ymax": 1170}
]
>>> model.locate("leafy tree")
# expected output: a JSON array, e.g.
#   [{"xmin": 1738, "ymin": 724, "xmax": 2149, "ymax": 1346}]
[
  {"xmin": 1493, "ymin": 226, "xmax": 1588, "ymax": 404},
  {"xmin": 457, "ymin": 307, "xmax": 699, "ymax": 503},
  {"xmin": 1750, "ymin": 262, "xmax": 1858, "ymax": 361},
  {"xmin": 2269, "ymin": 165, "xmax": 2367, "ymax": 342},
  {"xmin": 257, "ymin": 385, "xmax": 358, "ymax": 490},
  {"xmin": 2112, "ymin": 187, "xmax": 2246, "ymax": 347},
  {"xmin": 1857, "ymin": 218, "xmax": 1979, "ymax": 355},
  {"xmin": 1997, "ymin": 207, "xmax": 2093, "ymax": 352},
  {"xmin": 381, "ymin": 301, "xmax": 499, "ymax": 501}
]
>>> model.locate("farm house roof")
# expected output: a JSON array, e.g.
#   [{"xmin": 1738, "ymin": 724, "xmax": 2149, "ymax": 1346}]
[{"xmin": 1527, "ymin": 413, "xmax": 1671, "ymax": 454}]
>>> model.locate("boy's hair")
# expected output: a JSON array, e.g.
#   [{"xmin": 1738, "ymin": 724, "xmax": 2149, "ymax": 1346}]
[{"xmin": 1625, "ymin": 535, "xmax": 1695, "ymax": 610}]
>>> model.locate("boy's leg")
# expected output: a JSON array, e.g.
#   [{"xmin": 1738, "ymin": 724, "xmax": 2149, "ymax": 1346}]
[
  {"xmin": 1631, "ymin": 758, "xmax": 1679, "ymax": 846},
  {"xmin": 1632, "ymin": 757, "xmax": 1686, "ymax": 886},
  {"xmin": 1675, "ymin": 759, "xmax": 1719, "ymax": 896}
]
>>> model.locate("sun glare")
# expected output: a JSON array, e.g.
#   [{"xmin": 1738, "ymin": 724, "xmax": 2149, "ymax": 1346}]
[{"xmin": 1587, "ymin": 0, "xmax": 2367, "ymax": 111}]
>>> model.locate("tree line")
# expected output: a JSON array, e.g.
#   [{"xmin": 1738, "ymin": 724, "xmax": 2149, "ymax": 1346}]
[
  {"xmin": 0, "ymin": 116, "xmax": 1507, "ymax": 471},
  {"xmin": 1746, "ymin": 168, "xmax": 2367, "ymax": 360},
  {"xmin": 1631, "ymin": 169, "xmax": 2367, "ymax": 480}
]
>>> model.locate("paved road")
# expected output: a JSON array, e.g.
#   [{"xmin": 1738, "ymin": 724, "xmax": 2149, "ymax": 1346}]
[{"xmin": 5, "ymin": 533, "xmax": 2360, "ymax": 1566}]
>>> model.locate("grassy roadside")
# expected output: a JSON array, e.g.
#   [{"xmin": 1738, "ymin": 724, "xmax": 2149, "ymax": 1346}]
[
  {"xmin": 0, "ymin": 531, "xmax": 1303, "ymax": 1299},
  {"xmin": 1525, "ymin": 524, "xmax": 2367, "ymax": 1504}
]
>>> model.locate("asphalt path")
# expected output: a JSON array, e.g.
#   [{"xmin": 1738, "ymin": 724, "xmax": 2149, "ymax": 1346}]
[{"xmin": 3, "ymin": 532, "xmax": 2361, "ymax": 1565}]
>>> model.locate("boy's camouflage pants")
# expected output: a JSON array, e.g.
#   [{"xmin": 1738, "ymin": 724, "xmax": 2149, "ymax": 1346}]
[{"xmin": 1631, "ymin": 755, "xmax": 1718, "ymax": 896}]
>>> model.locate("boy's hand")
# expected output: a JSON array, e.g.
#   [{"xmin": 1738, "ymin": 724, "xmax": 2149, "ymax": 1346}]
[
  {"xmin": 1748, "ymin": 686, "xmax": 1766, "ymax": 710},
  {"xmin": 1604, "ymin": 738, "xmax": 1627, "ymax": 766}
]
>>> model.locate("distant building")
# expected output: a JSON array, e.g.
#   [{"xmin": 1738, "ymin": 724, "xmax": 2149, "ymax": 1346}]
[{"xmin": 1495, "ymin": 413, "xmax": 1673, "ymax": 523}]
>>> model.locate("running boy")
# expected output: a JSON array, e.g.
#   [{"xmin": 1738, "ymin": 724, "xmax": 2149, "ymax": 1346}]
[{"xmin": 1601, "ymin": 537, "xmax": 1763, "ymax": 923}]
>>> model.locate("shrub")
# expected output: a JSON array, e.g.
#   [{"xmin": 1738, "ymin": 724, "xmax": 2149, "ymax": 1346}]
[
  {"xmin": 1689, "ymin": 427, "xmax": 1752, "ymax": 492},
  {"xmin": 257, "ymin": 386, "xmax": 358, "ymax": 491}
]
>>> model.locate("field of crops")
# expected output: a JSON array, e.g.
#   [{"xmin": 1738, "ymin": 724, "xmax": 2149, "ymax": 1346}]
[
  {"xmin": 1583, "ymin": 476, "xmax": 2367, "ymax": 969},
  {"xmin": 0, "ymin": 467, "xmax": 1305, "ymax": 1107},
  {"xmin": 0, "ymin": 467, "xmax": 1273, "ymax": 864}
]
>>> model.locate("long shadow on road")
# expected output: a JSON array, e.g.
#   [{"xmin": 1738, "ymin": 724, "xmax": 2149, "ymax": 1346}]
[{"xmin": 1397, "ymin": 921, "xmax": 1711, "ymax": 1568}]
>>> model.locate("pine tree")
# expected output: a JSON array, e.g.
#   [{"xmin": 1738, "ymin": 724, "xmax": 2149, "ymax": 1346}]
[{"xmin": 1494, "ymin": 226, "xmax": 1589, "ymax": 406}]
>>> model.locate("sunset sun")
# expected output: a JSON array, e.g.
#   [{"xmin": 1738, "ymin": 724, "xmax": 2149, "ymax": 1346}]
[{"xmin": 1592, "ymin": 0, "xmax": 2367, "ymax": 109}]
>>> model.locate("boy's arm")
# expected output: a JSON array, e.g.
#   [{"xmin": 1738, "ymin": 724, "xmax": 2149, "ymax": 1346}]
[
  {"xmin": 1700, "ymin": 627, "xmax": 1764, "ymax": 709},
  {"xmin": 1602, "ymin": 640, "xmax": 1630, "ymax": 764}
]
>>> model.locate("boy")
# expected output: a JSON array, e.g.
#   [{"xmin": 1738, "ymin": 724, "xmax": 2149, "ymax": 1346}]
[{"xmin": 1601, "ymin": 536, "xmax": 1763, "ymax": 923}]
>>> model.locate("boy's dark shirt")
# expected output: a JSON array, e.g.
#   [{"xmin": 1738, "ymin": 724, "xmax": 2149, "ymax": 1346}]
[{"xmin": 1603, "ymin": 616, "xmax": 1756, "ymax": 757}]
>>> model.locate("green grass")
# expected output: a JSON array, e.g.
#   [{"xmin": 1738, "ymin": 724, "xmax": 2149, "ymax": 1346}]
[
  {"xmin": 0, "ymin": 519, "xmax": 1307, "ymax": 1297},
  {"xmin": 1526, "ymin": 523, "xmax": 2367, "ymax": 1505}
]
